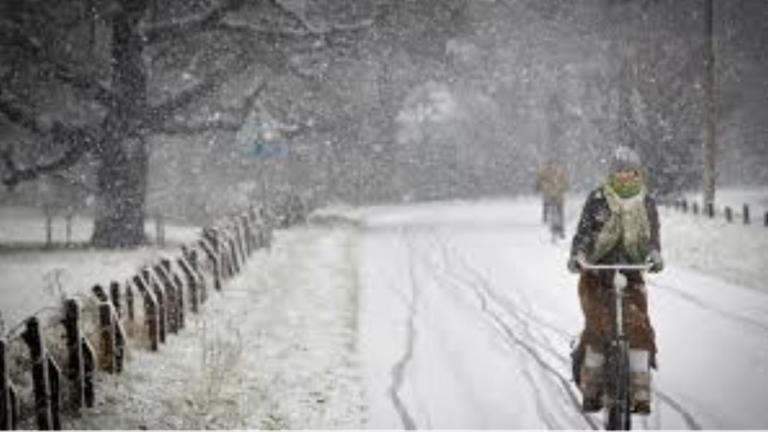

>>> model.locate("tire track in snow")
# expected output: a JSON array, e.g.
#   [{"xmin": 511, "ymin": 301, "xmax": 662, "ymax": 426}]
[
  {"xmin": 429, "ymin": 229, "xmax": 705, "ymax": 431},
  {"xmin": 416, "ymin": 245, "xmax": 562, "ymax": 429},
  {"xmin": 387, "ymin": 229, "xmax": 418, "ymax": 430},
  {"xmin": 650, "ymin": 280, "xmax": 768, "ymax": 334},
  {"xmin": 421, "ymin": 230, "xmax": 596, "ymax": 430}
]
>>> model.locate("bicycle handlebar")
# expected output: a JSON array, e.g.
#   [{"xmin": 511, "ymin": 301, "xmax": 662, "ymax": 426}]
[{"xmin": 577, "ymin": 259, "xmax": 652, "ymax": 271}]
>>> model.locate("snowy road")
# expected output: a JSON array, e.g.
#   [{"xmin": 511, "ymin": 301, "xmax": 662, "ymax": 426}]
[
  {"xmin": 65, "ymin": 196, "xmax": 768, "ymax": 429},
  {"xmin": 350, "ymin": 198, "xmax": 768, "ymax": 429}
]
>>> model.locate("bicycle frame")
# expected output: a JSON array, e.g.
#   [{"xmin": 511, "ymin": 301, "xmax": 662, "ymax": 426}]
[{"xmin": 578, "ymin": 260, "xmax": 651, "ymax": 430}]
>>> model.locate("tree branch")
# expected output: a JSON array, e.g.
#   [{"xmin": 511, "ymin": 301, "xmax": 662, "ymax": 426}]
[
  {"xmin": 0, "ymin": 25, "xmax": 117, "ymax": 108},
  {"xmin": 154, "ymin": 81, "xmax": 266, "ymax": 136},
  {"xmin": 0, "ymin": 92, "xmax": 46, "ymax": 136},
  {"xmin": 0, "ymin": 125, "xmax": 98, "ymax": 188},
  {"xmin": 144, "ymin": 0, "xmax": 246, "ymax": 45},
  {"xmin": 265, "ymin": 0, "xmax": 374, "ymax": 36}
]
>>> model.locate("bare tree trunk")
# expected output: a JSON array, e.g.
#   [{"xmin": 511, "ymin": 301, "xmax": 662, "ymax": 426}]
[
  {"xmin": 92, "ymin": 143, "xmax": 148, "ymax": 247},
  {"xmin": 703, "ymin": 0, "xmax": 717, "ymax": 205},
  {"xmin": 91, "ymin": 0, "xmax": 149, "ymax": 248}
]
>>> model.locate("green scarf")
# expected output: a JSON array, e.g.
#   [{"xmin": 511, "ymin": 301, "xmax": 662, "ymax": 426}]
[
  {"xmin": 590, "ymin": 182, "xmax": 652, "ymax": 263},
  {"xmin": 608, "ymin": 173, "xmax": 643, "ymax": 199}
]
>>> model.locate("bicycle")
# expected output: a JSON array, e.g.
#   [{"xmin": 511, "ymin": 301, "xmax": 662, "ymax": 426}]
[
  {"xmin": 577, "ymin": 260, "xmax": 652, "ymax": 431},
  {"xmin": 544, "ymin": 198, "xmax": 565, "ymax": 242}
]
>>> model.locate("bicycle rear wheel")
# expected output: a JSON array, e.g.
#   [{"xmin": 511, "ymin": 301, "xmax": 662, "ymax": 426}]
[{"xmin": 605, "ymin": 341, "xmax": 632, "ymax": 430}]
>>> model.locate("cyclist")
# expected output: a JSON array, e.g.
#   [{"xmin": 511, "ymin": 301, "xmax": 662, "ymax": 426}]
[
  {"xmin": 567, "ymin": 146, "xmax": 664, "ymax": 414},
  {"xmin": 535, "ymin": 161, "xmax": 568, "ymax": 238}
]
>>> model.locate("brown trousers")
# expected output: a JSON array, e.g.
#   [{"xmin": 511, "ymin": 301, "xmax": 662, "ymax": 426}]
[{"xmin": 578, "ymin": 271, "xmax": 656, "ymax": 357}]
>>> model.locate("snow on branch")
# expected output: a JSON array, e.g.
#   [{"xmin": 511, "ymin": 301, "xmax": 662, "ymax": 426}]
[
  {"xmin": 154, "ymin": 81, "xmax": 267, "ymax": 136},
  {"xmin": 146, "ymin": 43, "xmax": 260, "ymax": 131}
]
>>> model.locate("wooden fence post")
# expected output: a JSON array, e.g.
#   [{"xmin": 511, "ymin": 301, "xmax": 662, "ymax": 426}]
[
  {"xmin": 47, "ymin": 357, "xmax": 61, "ymax": 430},
  {"xmin": 125, "ymin": 281, "xmax": 135, "ymax": 323},
  {"xmin": 764, "ymin": 212, "xmax": 768, "ymax": 227},
  {"xmin": 706, "ymin": 202, "xmax": 715, "ymax": 218},
  {"xmin": 166, "ymin": 261, "xmax": 185, "ymax": 329},
  {"xmin": 210, "ymin": 229, "xmax": 229, "ymax": 280},
  {"xmin": 109, "ymin": 281, "xmax": 121, "ymax": 317},
  {"xmin": 229, "ymin": 237, "xmax": 240, "ymax": 275},
  {"xmin": 177, "ymin": 257, "xmax": 198, "ymax": 314},
  {"xmin": 682, "ymin": 199, "xmax": 688, "ymax": 213},
  {"xmin": 1, "ymin": 339, "xmax": 11, "ymax": 430},
  {"xmin": 81, "ymin": 339, "xmax": 95, "ymax": 407},
  {"xmin": 199, "ymin": 239, "xmax": 221, "ymax": 291},
  {"xmin": 158, "ymin": 261, "xmax": 183, "ymax": 332},
  {"xmin": 236, "ymin": 216, "xmax": 248, "ymax": 260},
  {"xmin": 743, "ymin": 204, "xmax": 750, "ymax": 224},
  {"xmin": 92, "ymin": 284, "xmax": 108, "ymax": 302},
  {"xmin": 144, "ymin": 269, "xmax": 167, "ymax": 343},
  {"xmin": 133, "ymin": 275, "xmax": 159, "ymax": 351},
  {"xmin": 154, "ymin": 265, "xmax": 177, "ymax": 334},
  {"xmin": 189, "ymin": 248, "xmax": 207, "ymax": 303},
  {"xmin": 725, "ymin": 206, "xmax": 733, "ymax": 223},
  {"xmin": 114, "ymin": 313, "xmax": 126, "ymax": 374},
  {"xmin": 243, "ymin": 214, "xmax": 253, "ymax": 256},
  {"xmin": 21, "ymin": 317, "xmax": 52, "ymax": 430},
  {"xmin": 692, "ymin": 202, "xmax": 699, "ymax": 215},
  {"xmin": 98, "ymin": 303, "xmax": 116, "ymax": 373},
  {"xmin": 62, "ymin": 300, "xmax": 85, "ymax": 411}
]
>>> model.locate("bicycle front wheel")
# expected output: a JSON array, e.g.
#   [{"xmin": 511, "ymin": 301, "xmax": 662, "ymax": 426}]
[{"xmin": 606, "ymin": 341, "xmax": 632, "ymax": 430}]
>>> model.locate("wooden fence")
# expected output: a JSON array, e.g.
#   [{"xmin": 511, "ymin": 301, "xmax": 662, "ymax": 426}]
[
  {"xmin": 662, "ymin": 198, "xmax": 768, "ymax": 227},
  {"xmin": 0, "ymin": 202, "xmax": 300, "ymax": 430}
]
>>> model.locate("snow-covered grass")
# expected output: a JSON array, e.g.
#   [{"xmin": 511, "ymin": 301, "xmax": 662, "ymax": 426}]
[
  {"xmin": 0, "ymin": 206, "xmax": 200, "ymax": 332},
  {"xmin": 683, "ymin": 185, "xmax": 768, "ymax": 218},
  {"xmin": 66, "ymin": 228, "xmax": 365, "ymax": 429},
  {"xmin": 0, "ymin": 206, "xmax": 199, "ymax": 246},
  {"xmin": 661, "ymin": 206, "xmax": 768, "ymax": 293}
]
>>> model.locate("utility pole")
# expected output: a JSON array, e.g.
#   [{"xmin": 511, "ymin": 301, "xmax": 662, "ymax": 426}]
[{"xmin": 703, "ymin": 0, "xmax": 717, "ymax": 206}]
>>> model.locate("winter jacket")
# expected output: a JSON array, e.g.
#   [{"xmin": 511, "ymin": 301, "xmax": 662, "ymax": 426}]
[
  {"xmin": 570, "ymin": 185, "xmax": 661, "ymax": 264},
  {"xmin": 536, "ymin": 164, "xmax": 568, "ymax": 199}
]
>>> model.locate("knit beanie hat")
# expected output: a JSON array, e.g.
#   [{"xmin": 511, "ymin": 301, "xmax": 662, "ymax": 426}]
[{"xmin": 610, "ymin": 146, "xmax": 642, "ymax": 173}]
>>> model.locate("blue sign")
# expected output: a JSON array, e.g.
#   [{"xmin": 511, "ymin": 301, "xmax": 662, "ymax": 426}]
[{"xmin": 248, "ymin": 139, "xmax": 288, "ymax": 158}]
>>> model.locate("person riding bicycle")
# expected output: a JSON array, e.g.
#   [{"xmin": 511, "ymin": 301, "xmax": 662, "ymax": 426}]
[
  {"xmin": 535, "ymin": 162, "xmax": 567, "ymax": 238},
  {"xmin": 567, "ymin": 146, "xmax": 664, "ymax": 414}
]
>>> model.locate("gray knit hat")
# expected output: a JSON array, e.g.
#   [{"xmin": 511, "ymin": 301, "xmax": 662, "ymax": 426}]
[{"xmin": 610, "ymin": 146, "xmax": 642, "ymax": 173}]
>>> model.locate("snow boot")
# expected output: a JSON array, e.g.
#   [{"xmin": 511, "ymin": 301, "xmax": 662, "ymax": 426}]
[
  {"xmin": 629, "ymin": 349, "xmax": 652, "ymax": 414},
  {"xmin": 580, "ymin": 345, "xmax": 605, "ymax": 412}
]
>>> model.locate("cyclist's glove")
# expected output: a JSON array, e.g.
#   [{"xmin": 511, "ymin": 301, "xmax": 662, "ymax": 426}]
[
  {"xmin": 567, "ymin": 252, "xmax": 586, "ymax": 274},
  {"xmin": 647, "ymin": 249, "xmax": 664, "ymax": 273}
]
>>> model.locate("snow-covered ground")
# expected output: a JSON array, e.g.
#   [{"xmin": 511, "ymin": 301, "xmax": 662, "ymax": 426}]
[
  {"xmin": 0, "ymin": 206, "xmax": 200, "ymax": 332},
  {"xmin": 66, "ymin": 228, "xmax": 364, "ymax": 429},
  {"xmin": 321, "ymin": 191, "xmax": 768, "ymax": 429},
  {"xmin": 7, "ymin": 189, "xmax": 768, "ymax": 429},
  {"xmin": 684, "ymin": 186, "xmax": 768, "ymax": 217}
]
